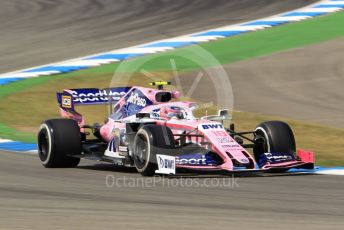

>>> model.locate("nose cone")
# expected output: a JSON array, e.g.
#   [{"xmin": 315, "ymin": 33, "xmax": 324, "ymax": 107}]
[{"xmin": 225, "ymin": 150, "xmax": 251, "ymax": 165}]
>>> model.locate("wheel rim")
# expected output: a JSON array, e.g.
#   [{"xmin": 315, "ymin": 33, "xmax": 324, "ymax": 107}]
[
  {"xmin": 253, "ymin": 129, "xmax": 269, "ymax": 162},
  {"xmin": 134, "ymin": 134, "xmax": 149, "ymax": 169},
  {"xmin": 255, "ymin": 129, "xmax": 269, "ymax": 153},
  {"xmin": 38, "ymin": 129, "xmax": 49, "ymax": 161}
]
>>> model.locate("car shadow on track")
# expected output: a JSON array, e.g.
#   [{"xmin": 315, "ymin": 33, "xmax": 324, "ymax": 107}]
[
  {"xmin": 77, "ymin": 163, "xmax": 316, "ymax": 178},
  {"xmin": 77, "ymin": 163, "xmax": 138, "ymax": 174}
]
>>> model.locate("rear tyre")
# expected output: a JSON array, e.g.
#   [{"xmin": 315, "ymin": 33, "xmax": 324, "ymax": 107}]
[
  {"xmin": 133, "ymin": 124, "xmax": 175, "ymax": 176},
  {"xmin": 254, "ymin": 121, "xmax": 296, "ymax": 163},
  {"xmin": 38, "ymin": 119, "xmax": 81, "ymax": 168}
]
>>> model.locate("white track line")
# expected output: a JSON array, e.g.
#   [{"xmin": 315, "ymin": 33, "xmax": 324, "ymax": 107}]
[
  {"xmin": 0, "ymin": 138, "xmax": 13, "ymax": 143},
  {"xmin": 299, "ymin": 7, "xmax": 342, "ymax": 12},
  {"xmin": 315, "ymin": 170, "xmax": 344, "ymax": 175}
]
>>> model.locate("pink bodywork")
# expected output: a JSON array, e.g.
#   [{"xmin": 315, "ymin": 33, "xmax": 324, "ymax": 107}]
[
  {"xmin": 154, "ymin": 119, "xmax": 256, "ymax": 171},
  {"xmin": 59, "ymin": 86, "xmax": 315, "ymax": 172},
  {"xmin": 97, "ymin": 86, "xmax": 257, "ymax": 171}
]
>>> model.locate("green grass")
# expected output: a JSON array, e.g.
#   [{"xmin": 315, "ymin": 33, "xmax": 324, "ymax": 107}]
[{"xmin": 0, "ymin": 123, "xmax": 35, "ymax": 143}]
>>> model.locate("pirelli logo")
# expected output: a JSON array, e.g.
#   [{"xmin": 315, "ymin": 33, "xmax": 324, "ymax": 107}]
[{"xmin": 61, "ymin": 95, "xmax": 72, "ymax": 109}]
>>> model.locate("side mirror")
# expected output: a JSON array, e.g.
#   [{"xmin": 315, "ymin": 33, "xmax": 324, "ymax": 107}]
[
  {"xmin": 201, "ymin": 109, "xmax": 231, "ymax": 121},
  {"xmin": 218, "ymin": 109, "xmax": 229, "ymax": 119}
]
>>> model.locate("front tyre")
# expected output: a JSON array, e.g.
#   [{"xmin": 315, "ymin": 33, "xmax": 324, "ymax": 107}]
[
  {"xmin": 133, "ymin": 124, "xmax": 175, "ymax": 176},
  {"xmin": 38, "ymin": 119, "xmax": 81, "ymax": 168},
  {"xmin": 254, "ymin": 121, "xmax": 296, "ymax": 163}
]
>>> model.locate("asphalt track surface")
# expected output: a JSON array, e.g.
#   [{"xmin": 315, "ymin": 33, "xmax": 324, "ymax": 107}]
[
  {"xmin": 180, "ymin": 38, "xmax": 344, "ymax": 128},
  {"xmin": 0, "ymin": 0, "xmax": 316, "ymax": 73},
  {"xmin": 1, "ymin": 151, "xmax": 343, "ymax": 230},
  {"xmin": 2, "ymin": 0, "xmax": 343, "ymax": 229},
  {"xmin": 229, "ymin": 37, "xmax": 344, "ymax": 128}
]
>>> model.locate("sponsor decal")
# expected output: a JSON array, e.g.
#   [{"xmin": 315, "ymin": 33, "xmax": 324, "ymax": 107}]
[
  {"xmin": 65, "ymin": 87, "xmax": 130, "ymax": 104},
  {"xmin": 155, "ymin": 154, "xmax": 176, "ymax": 175},
  {"xmin": 127, "ymin": 93, "xmax": 147, "ymax": 107},
  {"xmin": 176, "ymin": 155, "xmax": 207, "ymax": 165},
  {"xmin": 159, "ymin": 156, "xmax": 175, "ymax": 169},
  {"xmin": 264, "ymin": 152, "xmax": 294, "ymax": 161},
  {"xmin": 240, "ymin": 158, "xmax": 250, "ymax": 163},
  {"xmin": 118, "ymin": 146, "xmax": 127, "ymax": 152},
  {"xmin": 222, "ymin": 144, "xmax": 240, "ymax": 148},
  {"xmin": 212, "ymin": 130, "xmax": 227, "ymax": 136},
  {"xmin": 200, "ymin": 124, "xmax": 224, "ymax": 130},
  {"xmin": 151, "ymin": 108, "xmax": 161, "ymax": 118},
  {"xmin": 72, "ymin": 90, "xmax": 126, "ymax": 103},
  {"xmin": 258, "ymin": 152, "xmax": 296, "ymax": 167},
  {"xmin": 61, "ymin": 95, "xmax": 72, "ymax": 109},
  {"xmin": 176, "ymin": 153, "xmax": 220, "ymax": 166},
  {"xmin": 216, "ymin": 137, "xmax": 231, "ymax": 144},
  {"xmin": 117, "ymin": 89, "xmax": 153, "ymax": 117}
]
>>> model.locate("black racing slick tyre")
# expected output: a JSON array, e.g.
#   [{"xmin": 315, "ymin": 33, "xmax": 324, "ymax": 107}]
[
  {"xmin": 133, "ymin": 124, "xmax": 175, "ymax": 176},
  {"xmin": 253, "ymin": 121, "xmax": 296, "ymax": 162},
  {"xmin": 38, "ymin": 119, "xmax": 81, "ymax": 168}
]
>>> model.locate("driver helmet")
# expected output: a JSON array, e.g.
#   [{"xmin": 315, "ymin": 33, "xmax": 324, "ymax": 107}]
[{"xmin": 160, "ymin": 106, "xmax": 184, "ymax": 119}]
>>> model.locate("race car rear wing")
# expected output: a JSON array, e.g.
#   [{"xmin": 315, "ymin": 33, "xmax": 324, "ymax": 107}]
[{"xmin": 57, "ymin": 87, "xmax": 131, "ymax": 110}]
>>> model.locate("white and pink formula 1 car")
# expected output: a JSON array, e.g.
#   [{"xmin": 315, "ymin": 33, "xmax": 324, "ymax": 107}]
[{"xmin": 38, "ymin": 81, "xmax": 315, "ymax": 176}]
